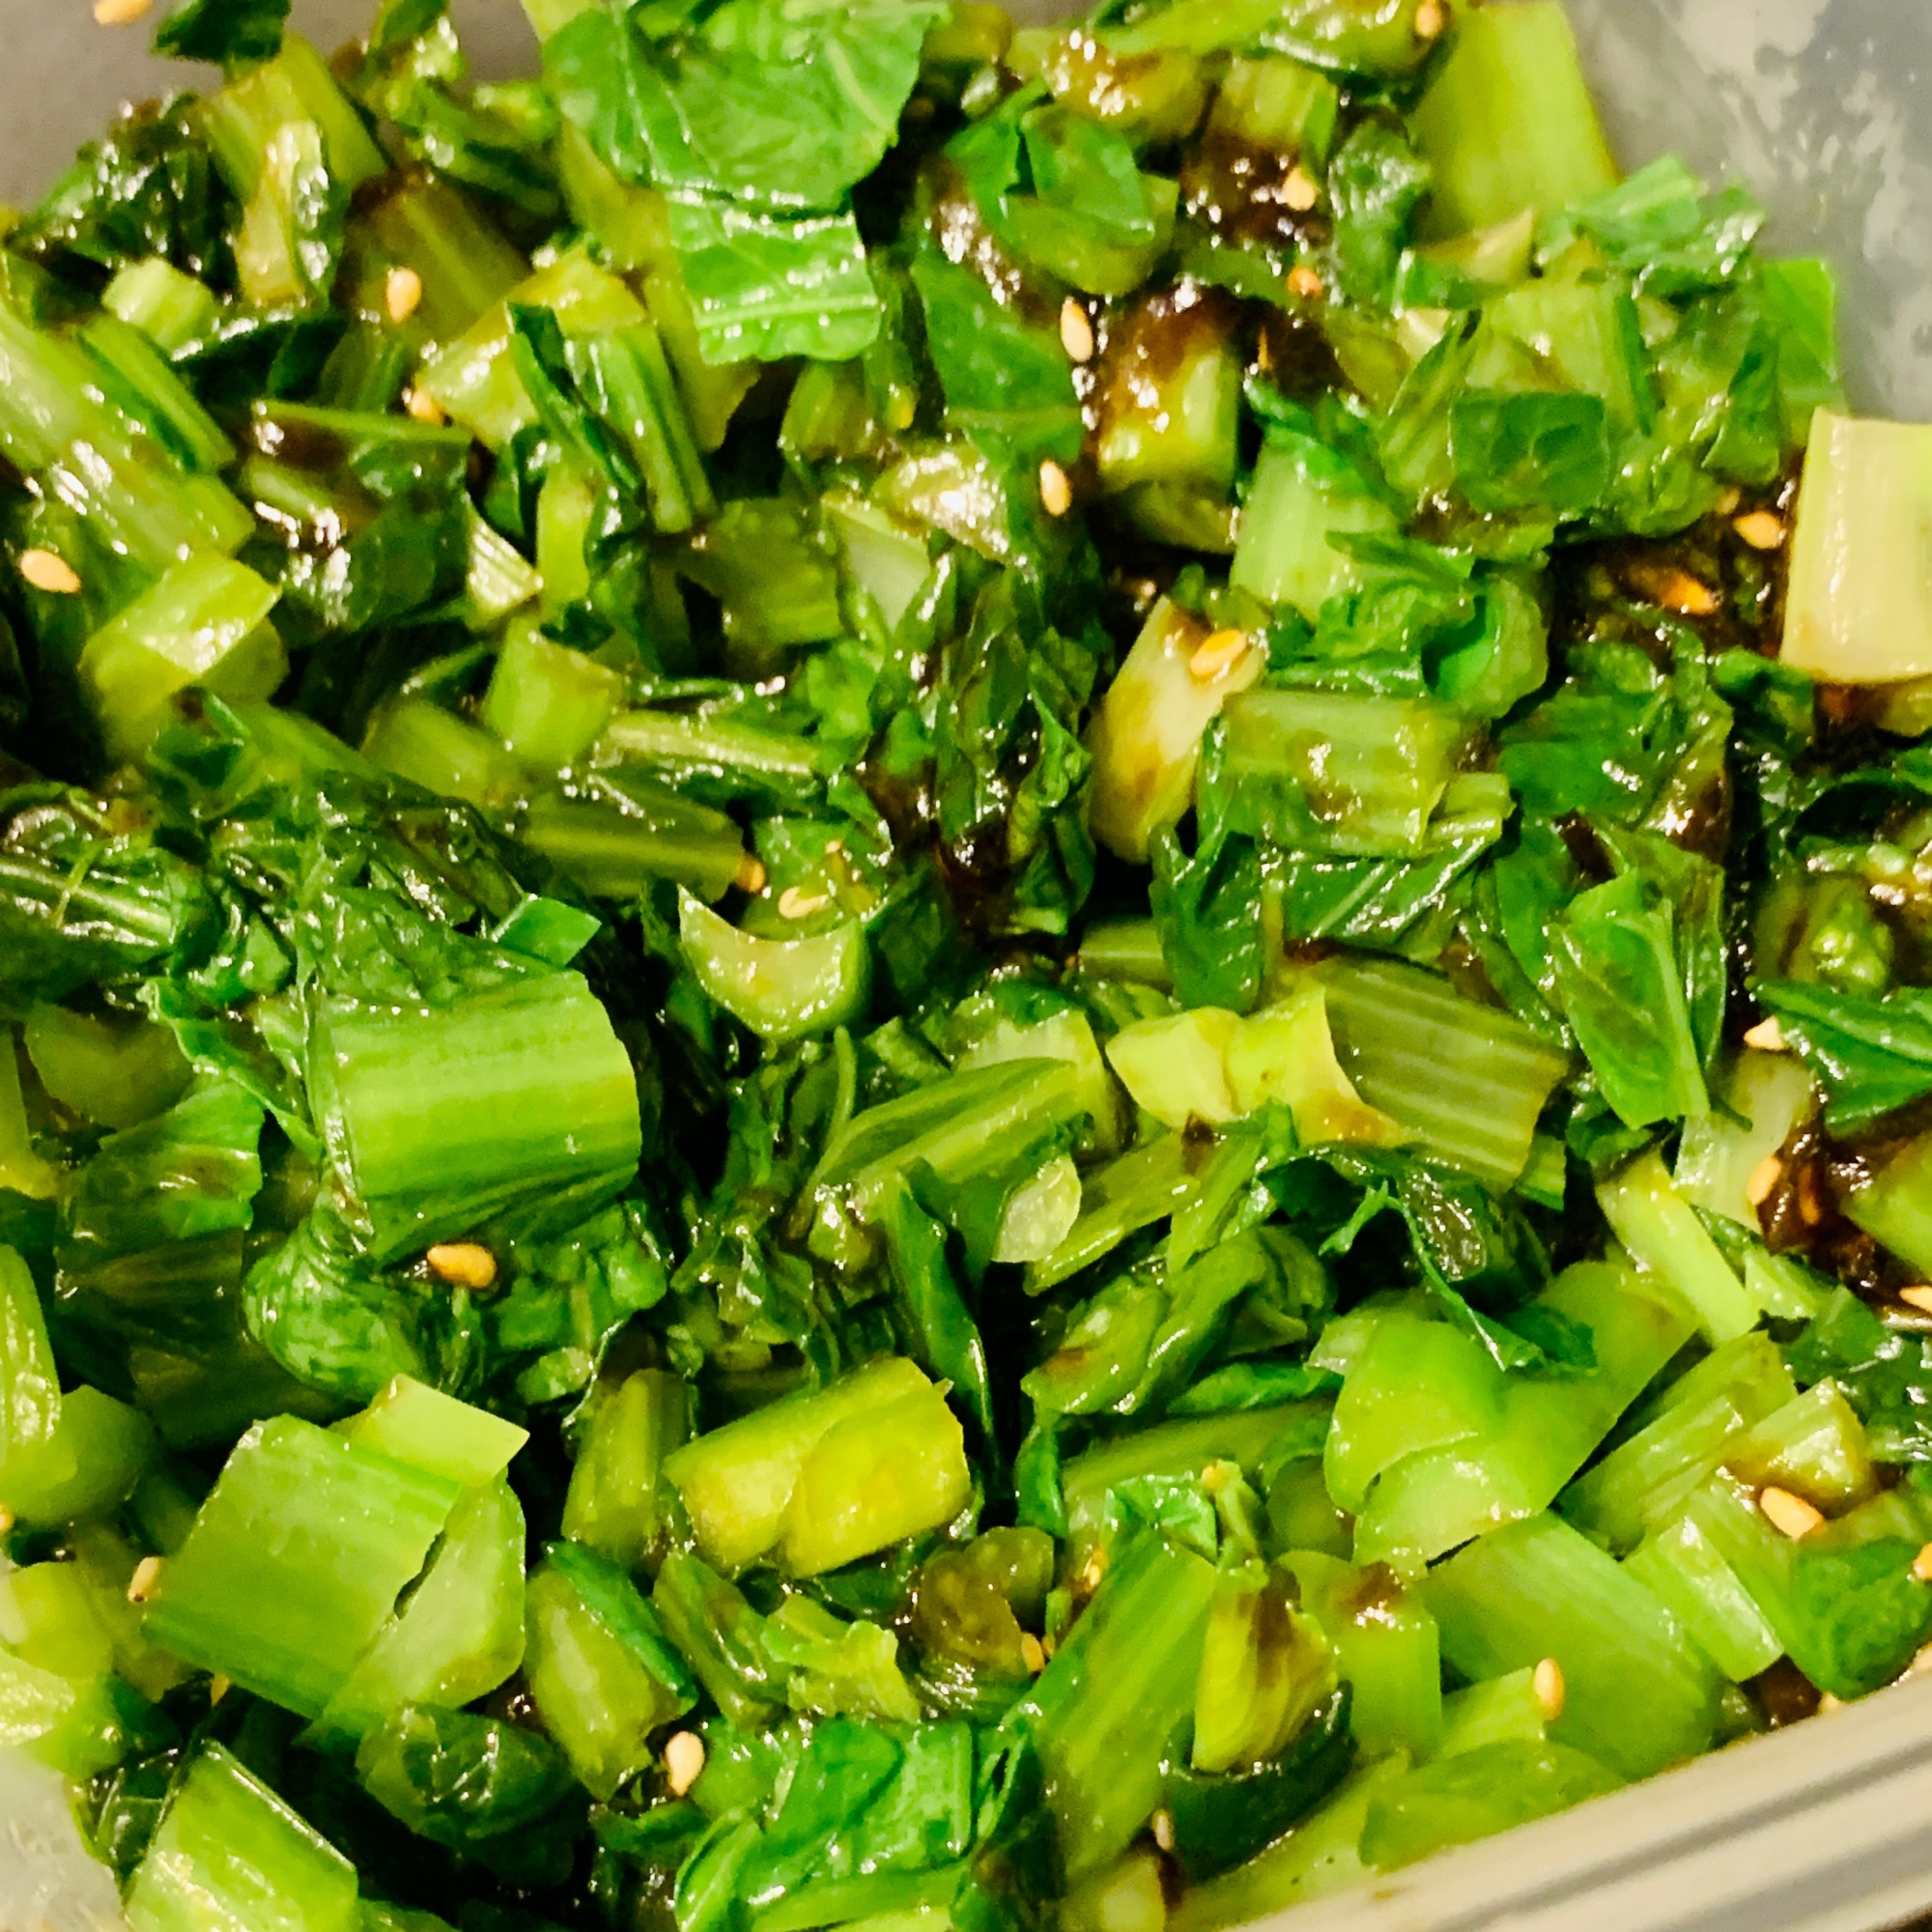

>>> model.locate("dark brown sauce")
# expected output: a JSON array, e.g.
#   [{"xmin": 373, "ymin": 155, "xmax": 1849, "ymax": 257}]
[
  {"xmin": 1180, "ymin": 130, "xmax": 1332, "ymax": 252},
  {"xmin": 1085, "ymin": 280, "xmax": 1241, "ymax": 452},
  {"xmin": 1344, "ymin": 1561, "xmax": 1407, "ymax": 1625},
  {"xmin": 1755, "ymin": 1108, "xmax": 1924, "ymax": 1300},
  {"xmin": 1549, "ymin": 463, "xmax": 1803, "ymax": 665},
  {"xmin": 249, "ymin": 412, "xmax": 351, "ymax": 473},
  {"xmin": 1553, "ymin": 811, "xmax": 1613, "ymax": 884},
  {"xmin": 1254, "ymin": 308, "xmax": 1350, "ymax": 401},
  {"xmin": 1657, "ymin": 760, "xmax": 1734, "ymax": 865},
  {"xmin": 1748, "ymin": 1657, "xmax": 1822, "ymax": 1727}
]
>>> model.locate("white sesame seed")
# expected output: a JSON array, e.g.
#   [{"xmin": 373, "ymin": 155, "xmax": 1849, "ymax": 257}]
[
  {"xmin": 404, "ymin": 387, "xmax": 446, "ymax": 424},
  {"xmin": 1734, "ymin": 510, "xmax": 1786, "ymax": 552},
  {"xmin": 1287, "ymin": 266, "xmax": 1325, "ymax": 303},
  {"xmin": 1060, "ymin": 298, "xmax": 1095, "ymax": 365},
  {"xmin": 1651, "ymin": 568, "xmax": 1719, "ymax": 618},
  {"xmin": 734, "ymin": 855, "xmax": 769, "ymax": 895},
  {"xmin": 1914, "ymin": 1543, "xmax": 1932, "ymax": 1583},
  {"xmin": 1746, "ymin": 1155, "xmax": 1782, "ymax": 1208},
  {"xmin": 1151, "ymin": 1809, "xmax": 1175, "ymax": 1853},
  {"xmin": 1038, "ymin": 459, "xmax": 1073, "ymax": 518},
  {"xmin": 19, "ymin": 550, "xmax": 81, "ymax": 595},
  {"xmin": 1798, "ymin": 1170, "xmax": 1828, "ymax": 1228},
  {"xmin": 665, "ymin": 1729, "xmax": 706, "ymax": 1796},
  {"xmin": 385, "ymin": 266, "xmax": 425, "ymax": 326},
  {"xmin": 1020, "ymin": 1632, "xmax": 1046, "ymax": 1674},
  {"xmin": 94, "ymin": 0, "xmax": 153, "ymax": 22},
  {"xmin": 778, "ymin": 887, "xmax": 831, "ymax": 921},
  {"xmin": 1758, "ymin": 1486, "xmax": 1825, "ymax": 1541},
  {"xmin": 1188, "ymin": 629, "xmax": 1252, "ymax": 682},
  {"xmin": 1533, "ymin": 1656, "xmax": 1565, "ymax": 1721},
  {"xmin": 1414, "ymin": 0, "xmax": 1445, "ymax": 38},
  {"xmin": 128, "ymin": 1555, "xmax": 165, "ymax": 1605},
  {"xmin": 1901, "ymin": 1287, "xmax": 1932, "ymax": 1318},
  {"xmin": 1282, "ymin": 166, "xmax": 1320, "ymax": 213},
  {"xmin": 1743, "ymin": 1017, "xmax": 1787, "ymax": 1053},
  {"xmin": 426, "ymin": 1242, "xmax": 498, "ymax": 1291}
]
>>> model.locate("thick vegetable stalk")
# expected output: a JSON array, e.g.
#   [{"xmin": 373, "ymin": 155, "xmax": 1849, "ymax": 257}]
[
  {"xmin": 811, "ymin": 1058, "xmax": 1095, "ymax": 1233},
  {"xmin": 201, "ymin": 37, "xmax": 387, "ymax": 310},
  {"xmin": 1286, "ymin": 1551, "xmax": 1443, "ymax": 1760},
  {"xmin": 143, "ymin": 1415, "xmax": 460, "ymax": 1719},
  {"xmin": 572, "ymin": 324, "xmax": 717, "ymax": 532},
  {"xmin": 1624, "ymin": 1507, "xmax": 1783, "ymax": 1684},
  {"xmin": 524, "ymin": 784, "xmax": 751, "ymax": 905},
  {"xmin": 1843, "ymin": 1133, "xmax": 1932, "ymax": 1282},
  {"xmin": 307, "ymin": 1477, "xmax": 529, "ymax": 1751},
  {"xmin": 126, "ymin": 1743, "xmax": 362, "ymax": 1932},
  {"xmin": 80, "ymin": 314, "xmax": 234, "ymax": 473},
  {"xmin": 338, "ymin": 1375, "xmax": 530, "ymax": 1489},
  {"xmin": 1679, "ymin": 1479, "xmax": 1932, "ymax": 1699},
  {"xmin": 79, "ymin": 555, "xmax": 287, "ymax": 763},
  {"xmin": 309, "ymin": 965, "xmax": 642, "ymax": 1262},
  {"xmin": 1108, "ymin": 992, "xmax": 1404, "ymax": 1147},
  {"xmin": 1358, "ymin": 1738, "xmax": 1623, "ymax": 1873},
  {"xmin": 665, "ymin": 1356, "xmax": 971, "ymax": 1578},
  {"xmin": 1218, "ymin": 690, "xmax": 1468, "ymax": 858},
  {"xmin": 481, "ymin": 620, "xmax": 625, "ymax": 769},
  {"xmin": 1028, "ymin": 1134, "xmax": 1208, "ymax": 1293},
  {"xmin": 0, "ymin": 1554, "xmax": 169, "ymax": 1777},
  {"xmin": 1598, "ymin": 1151, "xmax": 1760, "ymax": 1343},
  {"xmin": 1008, "ymin": 1529, "xmax": 1221, "ymax": 1881},
  {"xmin": 1419, "ymin": 1511, "xmax": 1724, "ymax": 1780},
  {"xmin": 1231, "ymin": 430, "xmax": 1398, "ymax": 621},
  {"xmin": 4, "ymin": 1246, "xmax": 158, "ymax": 1529},
  {"xmin": 1410, "ymin": 1, "xmax": 1619, "ymax": 235},
  {"xmin": 762, "ymin": 1593, "xmax": 923, "ymax": 1722},
  {"xmin": 1338, "ymin": 1262, "xmax": 1695, "ymax": 1575},
  {"xmin": 103, "ymin": 256, "xmax": 218, "ymax": 354},
  {"xmin": 563, "ymin": 1368, "xmax": 690, "ymax": 1567},
  {"xmin": 1558, "ymin": 1330, "xmax": 1797, "ymax": 1553},
  {"xmin": 420, "ymin": 249, "xmax": 651, "ymax": 446},
  {"xmin": 0, "ymin": 1244, "xmax": 62, "ymax": 1508},
  {"xmin": 652, "ymin": 1550, "xmax": 784, "ymax": 1726},
  {"xmin": 0, "ymin": 298, "xmax": 254, "ymax": 586},
  {"xmin": 1191, "ymin": 1571, "xmax": 1336, "ymax": 1775},
  {"xmin": 0, "ymin": 1040, "xmax": 60, "ymax": 1201},
  {"xmin": 525, "ymin": 1541, "xmax": 697, "ymax": 1798},
  {"xmin": 21, "ymin": 1004, "xmax": 187, "ymax": 1129},
  {"xmin": 1320, "ymin": 957, "xmax": 1572, "ymax": 1188},
  {"xmin": 679, "ymin": 891, "xmax": 871, "ymax": 1045},
  {"xmin": 1059, "ymin": 1402, "xmax": 1331, "ymax": 1556},
  {"xmin": 1781, "ymin": 412, "xmax": 1932, "ymax": 686},
  {"xmin": 1088, "ymin": 597, "xmax": 1263, "ymax": 865}
]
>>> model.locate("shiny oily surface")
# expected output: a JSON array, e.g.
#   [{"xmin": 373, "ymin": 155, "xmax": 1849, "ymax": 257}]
[{"xmin": 7, "ymin": 0, "xmax": 1929, "ymax": 417}]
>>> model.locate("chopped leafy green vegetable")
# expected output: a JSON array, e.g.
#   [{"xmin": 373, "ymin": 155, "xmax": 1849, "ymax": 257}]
[{"xmin": 0, "ymin": 0, "xmax": 1913, "ymax": 1920}]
